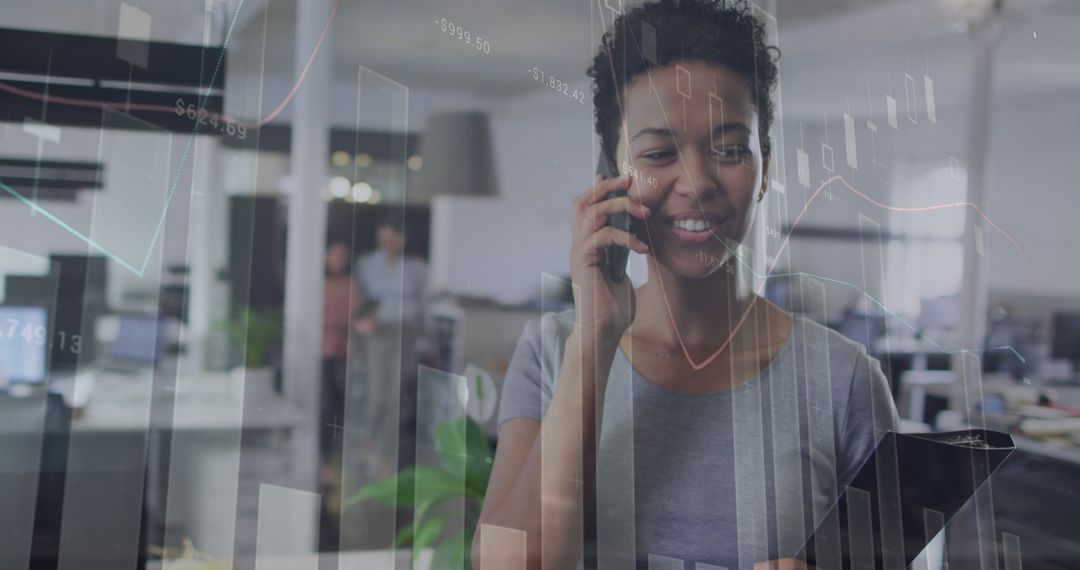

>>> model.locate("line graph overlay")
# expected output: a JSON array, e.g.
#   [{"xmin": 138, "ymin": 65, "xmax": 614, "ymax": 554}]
[
  {"xmin": 96, "ymin": 109, "xmax": 174, "ymax": 274},
  {"xmin": 139, "ymin": 0, "xmax": 248, "ymax": 274},
  {"xmin": 0, "ymin": 0, "xmax": 342, "ymax": 278},
  {"xmin": 0, "ymin": 0, "xmax": 340, "ymax": 132},
  {"xmin": 606, "ymin": 55, "xmax": 1029, "ymax": 367},
  {"xmin": 592, "ymin": 2, "xmax": 1032, "ymax": 371},
  {"xmin": 682, "ymin": 175, "xmax": 1037, "ymax": 370}
]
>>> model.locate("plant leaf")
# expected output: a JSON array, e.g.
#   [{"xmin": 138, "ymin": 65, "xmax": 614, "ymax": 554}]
[
  {"xmin": 412, "ymin": 512, "xmax": 446, "ymax": 556},
  {"xmin": 431, "ymin": 529, "xmax": 469, "ymax": 570},
  {"xmin": 435, "ymin": 417, "xmax": 494, "ymax": 493},
  {"xmin": 412, "ymin": 465, "xmax": 467, "ymax": 507},
  {"xmin": 435, "ymin": 418, "xmax": 469, "ymax": 474},
  {"xmin": 393, "ymin": 520, "xmax": 416, "ymax": 548},
  {"xmin": 345, "ymin": 464, "xmax": 467, "ymax": 510},
  {"xmin": 463, "ymin": 418, "xmax": 494, "ymax": 499},
  {"xmin": 343, "ymin": 466, "xmax": 415, "ymax": 508}
]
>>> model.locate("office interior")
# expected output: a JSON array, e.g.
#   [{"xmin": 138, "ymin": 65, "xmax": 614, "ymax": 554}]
[{"xmin": 0, "ymin": 0, "xmax": 1078, "ymax": 568}]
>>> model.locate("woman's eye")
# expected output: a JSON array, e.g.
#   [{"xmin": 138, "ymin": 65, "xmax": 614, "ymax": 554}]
[
  {"xmin": 640, "ymin": 150, "xmax": 675, "ymax": 161},
  {"xmin": 713, "ymin": 146, "xmax": 750, "ymax": 162}
]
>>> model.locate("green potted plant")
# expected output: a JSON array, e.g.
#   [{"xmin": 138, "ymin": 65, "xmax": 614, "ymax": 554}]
[
  {"xmin": 218, "ymin": 308, "xmax": 283, "ymax": 399},
  {"xmin": 345, "ymin": 413, "xmax": 494, "ymax": 569}
]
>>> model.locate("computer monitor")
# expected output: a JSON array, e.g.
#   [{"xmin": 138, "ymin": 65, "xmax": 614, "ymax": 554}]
[
  {"xmin": 109, "ymin": 314, "xmax": 166, "ymax": 365},
  {"xmin": 984, "ymin": 316, "xmax": 1039, "ymax": 374},
  {"xmin": 0, "ymin": 306, "xmax": 48, "ymax": 383},
  {"xmin": 1051, "ymin": 312, "xmax": 1080, "ymax": 366},
  {"xmin": 835, "ymin": 309, "xmax": 886, "ymax": 352}
]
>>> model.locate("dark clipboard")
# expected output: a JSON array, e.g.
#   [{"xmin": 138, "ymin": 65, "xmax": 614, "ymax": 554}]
[{"xmin": 797, "ymin": 429, "xmax": 1015, "ymax": 570}]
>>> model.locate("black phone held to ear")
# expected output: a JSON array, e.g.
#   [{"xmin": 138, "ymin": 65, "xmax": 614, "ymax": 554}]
[{"xmin": 597, "ymin": 155, "xmax": 630, "ymax": 283}]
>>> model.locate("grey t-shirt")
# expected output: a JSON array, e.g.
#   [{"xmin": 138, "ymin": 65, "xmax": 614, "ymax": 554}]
[{"xmin": 497, "ymin": 310, "xmax": 898, "ymax": 570}]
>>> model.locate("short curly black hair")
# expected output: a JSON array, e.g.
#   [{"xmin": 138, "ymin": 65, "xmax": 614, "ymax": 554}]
[{"xmin": 588, "ymin": 0, "xmax": 779, "ymax": 169}]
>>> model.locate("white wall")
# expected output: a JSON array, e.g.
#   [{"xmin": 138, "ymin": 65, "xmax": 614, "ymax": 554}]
[
  {"xmin": 429, "ymin": 85, "xmax": 600, "ymax": 304},
  {"xmin": 983, "ymin": 91, "xmax": 1080, "ymax": 299},
  {"xmin": 1, "ymin": 124, "xmax": 146, "ymax": 308}
]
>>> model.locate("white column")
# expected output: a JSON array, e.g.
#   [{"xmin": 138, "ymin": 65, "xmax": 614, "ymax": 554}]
[
  {"xmin": 954, "ymin": 8, "xmax": 1003, "ymax": 381},
  {"xmin": 281, "ymin": 0, "xmax": 332, "ymax": 545},
  {"xmin": 952, "ymin": 10, "xmax": 1005, "ymax": 569}
]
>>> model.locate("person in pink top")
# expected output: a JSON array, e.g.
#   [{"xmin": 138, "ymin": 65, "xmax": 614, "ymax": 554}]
[{"xmin": 321, "ymin": 242, "xmax": 367, "ymax": 461}]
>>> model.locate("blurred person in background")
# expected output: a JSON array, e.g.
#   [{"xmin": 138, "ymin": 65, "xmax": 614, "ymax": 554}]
[
  {"xmin": 319, "ymin": 241, "xmax": 365, "ymax": 549},
  {"xmin": 353, "ymin": 221, "xmax": 430, "ymax": 471}
]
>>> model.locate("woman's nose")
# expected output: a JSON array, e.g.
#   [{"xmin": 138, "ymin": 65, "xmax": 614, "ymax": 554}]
[{"xmin": 671, "ymin": 151, "xmax": 718, "ymax": 199}]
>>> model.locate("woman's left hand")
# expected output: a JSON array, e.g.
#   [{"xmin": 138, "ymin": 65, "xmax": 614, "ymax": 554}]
[{"xmin": 753, "ymin": 560, "xmax": 815, "ymax": 570}]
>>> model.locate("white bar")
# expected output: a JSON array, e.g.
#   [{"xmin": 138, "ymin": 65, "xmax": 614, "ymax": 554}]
[
  {"xmin": 0, "ymin": 70, "xmax": 94, "ymax": 87},
  {"xmin": 21, "ymin": 119, "xmax": 61, "ymax": 144},
  {"xmin": 117, "ymin": 3, "xmax": 151, "ymax": 68},
  {"xmin": 923, "ymin": 508, "xmax": 946, "ymax": 570},
  {"xmin": 844, "ymin": 113, "xmax": 858, "ymax": 170},
  {"xmin": 480, "ymin": 524, "xmax": 527, "ymax": 570},
  {"xmin": 642, "ymin": 21, "xmax": 657, "ymax": 64},
  {"xmin": 905, "ymin": 73, "xmax": 918, "ymax": 123},
  {"xmin": 676, "ymin": 64, "xmax": 691, "ymax": 98},
  {"xmin": 797, "ymin": 148, "xmax": 810, "ymax": 188},
  {"xmin": 118, "ymin": 3, "xmax": 151, "ymax": 42},
  {"xmin": 1002, "ymin": 532, "xmax": 1022, "ymax": 570},
  {"xmin": 709, "ymin": 92, "xmax": 724, "ymax": 153},
  {"xmin": 846, "ymin": 487, "xmax": 874, "ymax": 570},
  {"xmin": 648, "ymin": 553, "xmax": 684, "ymax": 570},
  {"xmin": 924, "ymin": 75, "xmax": 937, "ymax": 123},
  {"xmin": 255, "ymin": 484, "xmax": 320, "ymax": 570}
]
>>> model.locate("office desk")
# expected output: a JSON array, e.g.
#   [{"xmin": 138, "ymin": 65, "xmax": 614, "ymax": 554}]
[
  {"xmin": 925, "ymin": 375, "xmax": 1080, "ymax": 566},
  {"xmin": 17, "ymin": 368, "xmax": 312, "ymax": 567},
  {"xmin": 929, "ymin": 374, "xmax": 1080, "ymax": 465},
  {"xmin": 146, "ymin": 549, "xmax": 432, "ymax": 570},
  {"xmin": 67, "ymin": 369, "xmax": 307, "ymax": 433}
]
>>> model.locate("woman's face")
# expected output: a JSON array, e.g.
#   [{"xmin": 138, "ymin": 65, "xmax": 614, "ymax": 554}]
[
  {"xmin": 615, "ymin": 59, "xmax": 768, "ymax": 279},
  {"xmin": 326, "ymin": 243, "xmax": 349, "ymax": 273}
]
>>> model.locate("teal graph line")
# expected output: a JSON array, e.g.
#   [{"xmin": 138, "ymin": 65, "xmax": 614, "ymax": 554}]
[
  {"xmin": 138, "ymin": 0, "xmax": 247, "ymax": 274},
  {"xmin": 0, "ymin": 180, "xmax": 142, "ymax": 275},
  {"xmin": 1, "ymin": 0, "xmax": 248, "ymax": 279}
]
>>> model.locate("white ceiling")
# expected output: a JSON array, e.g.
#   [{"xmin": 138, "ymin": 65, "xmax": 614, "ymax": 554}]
[
  {"xmin": 238, "ymin": 0, "xmax": 1080, "ymax": 121},
  {"xmin": 2, "ymin": 0, "xmax": 1077, "ymax": 122}
]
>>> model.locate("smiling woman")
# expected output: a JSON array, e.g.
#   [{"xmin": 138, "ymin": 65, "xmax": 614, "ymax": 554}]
[{"xmin": 472, "ymin": 1, "xmax": 898, "ymax": 569}]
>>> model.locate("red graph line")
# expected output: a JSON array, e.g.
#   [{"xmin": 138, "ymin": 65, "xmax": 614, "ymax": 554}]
[
  {"xmin": 813, "ymin": 175, "xmax": 1038, "ymax": 286},
  {"xmin": 674, "ymin": 174, "xmax": 1039, "ymax": 371},
  {"xmin": 593, "ymin": 2, "xmax": 1036, "ymax": 370},
  {"xmin": 0, "ymin": 81, "xmax": 174, "ymax": 113},
  {"xmin": 0, "ymin": 0, "xmax": 339, "ymax": 130},
  {"xmin": 257, "ymin": 0, "xmax": 338, "ymax": 126}
]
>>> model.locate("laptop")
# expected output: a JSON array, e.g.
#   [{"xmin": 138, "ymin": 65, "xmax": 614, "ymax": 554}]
[{"xmin": 96, "ymin": 314, "xmax": 166, "ymax": 373}]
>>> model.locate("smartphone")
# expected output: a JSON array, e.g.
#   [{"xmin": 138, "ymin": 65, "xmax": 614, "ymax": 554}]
[{"xmin": 597, "ymin": 154, "xmax": 630, "ymax": 283}]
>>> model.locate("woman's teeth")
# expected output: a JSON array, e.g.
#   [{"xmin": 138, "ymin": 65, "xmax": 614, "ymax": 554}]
[{"xmin": 673, "ymin": 219, "xmax": 710, "ymax": 232}]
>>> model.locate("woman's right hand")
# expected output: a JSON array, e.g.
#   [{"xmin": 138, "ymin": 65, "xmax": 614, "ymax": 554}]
[{"xmin": 570, "ymin": 173, "xmax": 651, "ymax": 341}]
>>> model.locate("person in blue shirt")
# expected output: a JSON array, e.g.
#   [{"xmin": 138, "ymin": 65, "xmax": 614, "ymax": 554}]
[{"xmin": 353, "ymin": 221, "xmax": 430, "ymax": 471}]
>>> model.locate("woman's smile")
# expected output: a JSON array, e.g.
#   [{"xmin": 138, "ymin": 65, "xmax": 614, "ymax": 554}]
[{"xmin": 660, "ymin": 209, "xmax": 728, "ymax": 244}]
